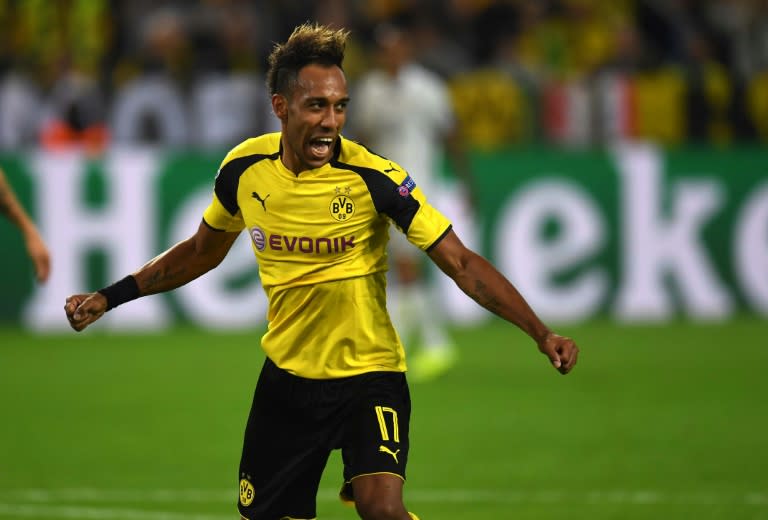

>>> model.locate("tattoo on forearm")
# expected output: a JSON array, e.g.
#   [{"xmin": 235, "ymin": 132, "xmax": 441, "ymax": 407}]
[
  {"xmin": 144, "ymin": 265, "xmax": 190, "ymax": 293},
  {"xmin": 473, "ymin": 280, "xmax": 501, "ymax": 314},
  {"xmin": 144, "ymin": 270, "xmax": 164, "ymax": 291}
]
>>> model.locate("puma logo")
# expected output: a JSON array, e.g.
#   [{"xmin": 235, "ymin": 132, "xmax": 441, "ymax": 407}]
[
  {"xmin": 252, "ymin": 191, "xmax": 270, "ymax": 211},
  {"xmin": 379, "ymin": 445, "xmax": 400, "ymax": 464},
  {"xmin": 384, "ymin": 163, "xmax": 399, "ymax": 173}
]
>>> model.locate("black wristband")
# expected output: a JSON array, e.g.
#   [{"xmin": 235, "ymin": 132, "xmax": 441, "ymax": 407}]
[{"xmin": 98, "ymin": 275, "xmax": 140, "ymax": 311}]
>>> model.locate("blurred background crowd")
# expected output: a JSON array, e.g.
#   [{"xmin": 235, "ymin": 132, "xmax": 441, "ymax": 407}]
[{"xmin": 1, "ymin": 0, "xmax": 767, "ymax": 153}]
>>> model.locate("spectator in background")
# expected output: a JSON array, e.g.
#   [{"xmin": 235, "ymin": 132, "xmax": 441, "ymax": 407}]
[
  {"xmin": 350, "ymin": 20, "xmax": 476, "ymax": 382},
  {"xmin": 0, "ymin": 64, "xmax": 43, "ymax": 149},
  {"xmin": 407, "ymin": 8, "xmax": 473, "ymax": 79},
  {"xmin": 681, "ymin": 28, "xmax": 734, "ymax": 144},
  {"xmin": 0, "ymin": 167, "xmax": 50, "ymax": 283},
  {"xmin": 706, "ymin": 0, "xmax": 768, "ymax": 82},
  {"xmin": 0, "ymin": 0, "xmax": 112, "ymax": 150},
  {"xmin": 189, "ymin": 1, "xmax": 276, "ymax": 148},
  {"xmin": 702, "ymin": 0, "xmax": 768, "ymax": 141},
  {"xmin": 39, "ymin": 59, "xmax": 110, "ymax": 153},
  {"xmin": 311, "ymin": 0, "xmax": 370, "ymax": 83},
  {"xmin": 36, "ymin": 0, "xmax": 112, "ymax": 153},
  {"xmin": 110, "ymin": 7, "xmax": 191, "ymax": 146}
]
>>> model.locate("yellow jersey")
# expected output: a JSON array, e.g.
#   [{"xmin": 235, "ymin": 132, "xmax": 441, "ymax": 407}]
[{"xmin": 202, "ymin": 133, "xmax": 452, "ymax": 379}]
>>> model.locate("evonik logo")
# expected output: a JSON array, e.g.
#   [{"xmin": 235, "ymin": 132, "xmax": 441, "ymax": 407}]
[{"xmin": 249, "ymin": 227, "xmax": 355, "ymax": 254}]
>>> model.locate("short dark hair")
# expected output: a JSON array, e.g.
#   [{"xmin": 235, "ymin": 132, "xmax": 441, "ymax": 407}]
[{"xmin": 266, "ymin": 23, "xmax": 349, "ymax": 96}]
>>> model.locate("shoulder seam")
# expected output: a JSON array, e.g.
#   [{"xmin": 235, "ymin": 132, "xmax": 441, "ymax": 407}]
[{"xmin": 216, "ymin": 152, "xmax": 279, "ymax": 216}]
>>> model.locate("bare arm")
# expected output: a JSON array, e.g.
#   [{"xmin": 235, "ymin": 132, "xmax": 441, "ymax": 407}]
[
  {"xmin": 133, "ymin": 221, "xmax": 239, "ymax": 296},
  {"xmin": 65, "ymin": 220, "xmax": 240, "ymax": 331},
  {"xmin": 0, "ymin": 167, "xmax": 50, "ymax": 283},
  {"xmin": 428, "ymin": 230, "xmax": 579, "ymax": 374}
]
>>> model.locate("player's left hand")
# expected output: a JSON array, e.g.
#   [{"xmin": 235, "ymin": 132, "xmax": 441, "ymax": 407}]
[{"xmin": 538, "ymin": 332, "xmax": 579, "ymax": 375}]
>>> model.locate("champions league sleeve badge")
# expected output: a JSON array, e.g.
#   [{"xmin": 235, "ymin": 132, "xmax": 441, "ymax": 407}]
[{"xmin": 397, "ymin": 175, "xmax": 417, "ymax": 197}]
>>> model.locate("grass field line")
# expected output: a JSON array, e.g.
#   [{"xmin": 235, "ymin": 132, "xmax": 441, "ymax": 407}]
[
  {"xmin": 1, "ymin": 488, "xmax": 767, "ymax": 506},
  {"xmin": 0, "ymin": 503, "xmax": 233, "ymax": 520}
]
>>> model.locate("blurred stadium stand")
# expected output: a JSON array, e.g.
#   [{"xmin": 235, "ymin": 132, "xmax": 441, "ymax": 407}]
[{"xmin": 1, "ymin": 0, "xmax": 767, "ymax": 152}]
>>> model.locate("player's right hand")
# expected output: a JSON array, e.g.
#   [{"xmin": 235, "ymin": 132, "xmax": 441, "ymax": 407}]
[
  {"xmin": 538, "ymin": 332, "xmax": 579, "ymax": 375},
  {"xmin": 64, "ymin": 293, "xmax": 107, "ymax": 331}
]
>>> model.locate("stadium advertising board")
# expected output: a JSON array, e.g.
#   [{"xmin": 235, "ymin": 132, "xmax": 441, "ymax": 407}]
[{"xmin": 1, "ymin": 143, "xmax": 765, "ymax": 330}]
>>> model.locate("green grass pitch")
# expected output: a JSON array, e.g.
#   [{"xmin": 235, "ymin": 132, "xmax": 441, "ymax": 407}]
[{"xmin": 1, "ymin": 317, "xmax": 767, "ymax": 519}]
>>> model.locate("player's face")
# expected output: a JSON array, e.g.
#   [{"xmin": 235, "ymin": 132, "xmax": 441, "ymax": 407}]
[{"xmin": 274, "ymin": 64, "xmax": 349, "ymax": 174}]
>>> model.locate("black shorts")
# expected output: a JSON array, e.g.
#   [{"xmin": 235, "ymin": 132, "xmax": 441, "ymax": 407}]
[{"xmin": 237, "ymin": 357, "xmax": 411, "ymax": 520}]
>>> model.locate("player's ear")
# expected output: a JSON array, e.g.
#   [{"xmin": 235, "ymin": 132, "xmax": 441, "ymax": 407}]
[{"xmin": 272, "ymin": 94, "xmax": 287, "ymax": 121}]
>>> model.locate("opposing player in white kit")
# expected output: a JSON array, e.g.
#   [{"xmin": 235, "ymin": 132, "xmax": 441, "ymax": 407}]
[{"xmin": 351, "ymin": 22, "xmax": 475, "ymax": 381}]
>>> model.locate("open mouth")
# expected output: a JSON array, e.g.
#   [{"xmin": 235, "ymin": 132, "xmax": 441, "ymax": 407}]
[{"xmin": 309, "ymin": 137, "xmax": 335, "ymax": 160}]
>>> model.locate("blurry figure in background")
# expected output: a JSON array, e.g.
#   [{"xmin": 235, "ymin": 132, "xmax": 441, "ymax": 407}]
[
  {"xmin": 9, "ymin": 0, "xmax": 113, "ymax": 153},
  {"xmin": 0, "ymin": 167, "xmax": 50, "ymax": 283},
  {"xmin": 189, "ymin": 1, "xmax": 277, "ymax": 148},
  {"xmin": 408, "ymin": 10, "xmax": 473, "ymax": 80},
  {"xmin": 706, "ymin": 0, "xmax": 768, "ymax": 82},
  {"xmin": 351, "ymin": 21, "xmax": 476, "ymax": 382},
  {"xmin": 110, "ymin": 7, "xmax": 191, "ymax": 146},
  {"xmin": 311, "ymin": 0, "xmax": 370, "ymax": 84},
  {"xmin": 0, "ymin": 64, "xmax": 43, "ymax": 149},
  {"xmin": 1, "ymin": 0, "xmax": 111, "ymax": 151},
  {"xmin": 39, "ymin": 61, "xmax": 110, "ymax": 153}
]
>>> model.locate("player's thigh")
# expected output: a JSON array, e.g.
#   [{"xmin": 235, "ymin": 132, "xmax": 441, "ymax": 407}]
[
  {"xmin": 238, "ymin": 359, "xmax": 334, "ymax": 519},
  {"xmin": 341, "ymin": 371, "xmax": 411, "ymax": 486}
]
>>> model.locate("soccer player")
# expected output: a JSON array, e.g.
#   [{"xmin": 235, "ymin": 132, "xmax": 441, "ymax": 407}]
[
  {"xmin": 0, "ymin": 166, "xmax": 50, "ymax": 283},
  {"xmin": 64, "ymin": 23, "xmax": 579, "ymax": 520},
  {"xmin": 351, "ymin": 21, "xmax": 476, "ymax": 382}
]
